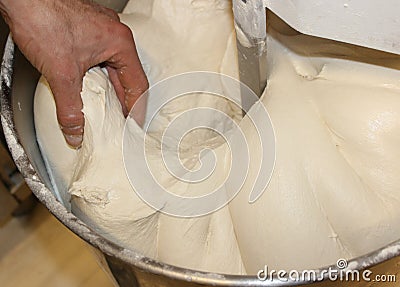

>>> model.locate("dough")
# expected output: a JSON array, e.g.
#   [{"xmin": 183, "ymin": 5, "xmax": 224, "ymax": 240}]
[{"xmin": 34, "ymin": 0, "xmax": 400, "ymax": 275}]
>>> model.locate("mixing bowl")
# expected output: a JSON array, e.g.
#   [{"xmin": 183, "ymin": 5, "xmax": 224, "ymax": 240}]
[{"xmin": 1, "ymin": 1, "xmax": 400, "ymax": 286}]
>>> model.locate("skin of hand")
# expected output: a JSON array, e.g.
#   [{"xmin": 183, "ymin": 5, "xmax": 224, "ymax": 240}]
[{"xmin": 0, "ymin": 0, "xmax": 149, "ymax": 148}]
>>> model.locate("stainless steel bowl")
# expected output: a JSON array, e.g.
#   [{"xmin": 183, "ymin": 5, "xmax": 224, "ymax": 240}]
[{"xmin": 1, "ymin": 2, "xmax": 400, "ymax": 286}]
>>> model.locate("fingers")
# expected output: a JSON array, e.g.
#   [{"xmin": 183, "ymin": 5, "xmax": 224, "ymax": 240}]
[
  {"xmin": 116, "ymin": 60, "xmax": 149, "ymax": 127},
  {"xmin": 47, "ymin": 71, "xmax": 85, "ymax": 149},
  {"xmin": 106, "ymin": 66, "xmax": 129, "ymax": 116},
  {"xmin": 107, "ymin": 26, "xmax": 149, "ymax": 126}
]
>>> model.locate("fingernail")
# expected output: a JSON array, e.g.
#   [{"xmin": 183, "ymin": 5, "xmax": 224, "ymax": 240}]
[{"xmin": 63, "ymin": 134, "xmax": 83, "ymax": 149}]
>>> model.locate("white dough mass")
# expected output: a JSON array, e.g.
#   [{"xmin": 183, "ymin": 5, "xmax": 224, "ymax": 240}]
[{"xmin": 34, "ymin": 0, "xmax": 400, "ymax": 275}]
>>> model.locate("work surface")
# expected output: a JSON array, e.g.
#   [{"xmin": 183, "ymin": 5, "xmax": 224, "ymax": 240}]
[{"xmin": 0, "ymin": 204, "xmax": 114, "ymax": 287}]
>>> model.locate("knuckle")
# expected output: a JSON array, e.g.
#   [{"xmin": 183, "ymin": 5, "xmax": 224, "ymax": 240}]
[
  {"xmin": 107, "ymin": 9, "xmax": 119, "ymax": 20},
  {"xmin": 115, "ymin": 23, "xmax": 134, "ymax": 41}
]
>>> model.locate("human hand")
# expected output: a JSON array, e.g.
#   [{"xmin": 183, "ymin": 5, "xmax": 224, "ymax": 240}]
[{"xmin": 0, "ymin": 0, "xmax": 149, "ymax": 148}]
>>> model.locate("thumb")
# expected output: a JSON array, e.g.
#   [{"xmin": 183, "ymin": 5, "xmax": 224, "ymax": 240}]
[{"xmin": 47, "ymin": 73, "xmax": 85, "ymax": 149}]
